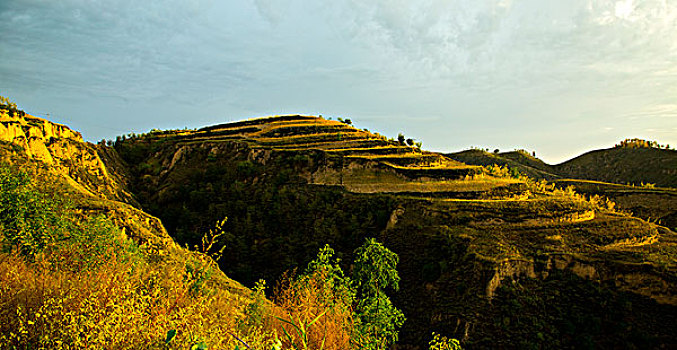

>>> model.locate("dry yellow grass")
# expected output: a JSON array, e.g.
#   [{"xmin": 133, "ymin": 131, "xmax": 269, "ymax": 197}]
[
  {"xmin": 344, "ymin": 178, "xmax": 519, "ymax": 194},
  {"xmin": 0, "ymin": 247, "xmax": 267, "ymax": 349}
]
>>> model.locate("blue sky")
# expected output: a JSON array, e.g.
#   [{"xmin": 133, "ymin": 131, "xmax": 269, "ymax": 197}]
[{"xmin": 1, "ymin": 0, "xmax": 676, "ymax": 163}]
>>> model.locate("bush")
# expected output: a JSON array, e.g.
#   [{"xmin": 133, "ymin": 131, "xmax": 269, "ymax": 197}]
[
  {"xmin": 0, "ymin": 165, "xmax": 68, "ymax": 258},
  {"xmin": 429, "ymin": 332, "xmax": 462, "ymax": 350}
]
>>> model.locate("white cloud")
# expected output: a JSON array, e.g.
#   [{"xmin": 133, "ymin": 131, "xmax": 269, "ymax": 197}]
[{"xmin": 614, "ymin": 0, "xmax": 635, "ymax": 19}]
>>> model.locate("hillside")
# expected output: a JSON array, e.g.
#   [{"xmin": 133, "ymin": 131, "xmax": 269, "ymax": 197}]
[
  {"xmin": 447, "ymin": 149, "xmax": 560, "ymax": 180},
  {"xmin": 111, "ymin": 115, "xmax": 677, "ymax": 349},
  {"xmin": 448, "ymin": 146, "xmax": 677, "ymax": 232},
  {"xmin": 1, "ymin": 99, "xmax": 676, "ymax": 348},
  {"xmin": 0, "ymin": 105, "xmax": 269, "ymax": 348},
  {"xmin": 553, "ymin": 146, "xmax": 677, "ymax": 188}
]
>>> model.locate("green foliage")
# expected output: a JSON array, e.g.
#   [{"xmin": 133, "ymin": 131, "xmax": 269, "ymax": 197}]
[
  {"xmin": 165, "ymin": 329, "xmax": 178, "ymax": 344},
  {"xmin": 353, "ymin": 238, "xmax": 400, "ymax": 294},
  {"xmin": 0, "ymin": 164, "xmax": 140, "ymax": 267},
  {"xmin": 352, "ymin": 238, "xmax": 405, "ymax": 349},
  {"xmin": 291, "ymin": 241, "xmax": 405, "ymax": 349},
  {"xmin": 397, "ymin": 133, "xmax": 405, "ymax": 145},
  {"xmin": 428, "ymin": 332, "xmax": 462, "ymax": 350},
  {"xmin": 0, "ymin": 95, "xmax": 18, "ymax": 110},
  {"xmin": 337, "ymin": 117, "xmax": 352, "ymax": 125},
  {"xmin": 0, "ymin": 165, "xmax": 66, "ymax": 257},
  {"xmin": 51, "ymin": 215, "xmax": 141, "ymax": 271},
  {"xmin": 0, "ymin": 95, "xmax": 23, "ymax": 117},
  {"xmin": 242, "ymin": 279, "xmax": 269, "ymax": 329},
  {"xmin": 304, "ymin": 244, "xmax": 356, "ymax": 305}
]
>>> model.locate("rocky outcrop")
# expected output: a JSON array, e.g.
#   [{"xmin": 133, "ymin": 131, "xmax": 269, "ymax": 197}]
[
  {"xmin": 0, "ymin": 111, "xmax": 136, "ymax": 204},
  {"xmin": 0, "ymin": 110, "xmax": 172, "ymax": 246}
]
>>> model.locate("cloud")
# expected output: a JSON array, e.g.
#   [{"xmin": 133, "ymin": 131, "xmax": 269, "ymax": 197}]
[
  {"xmin": 1, "ymin": 0, "xmax": 676, "ymax": 160},
  {"xmin": 624, "ymin": 104, "xmax": 677, "ymax": 120}
]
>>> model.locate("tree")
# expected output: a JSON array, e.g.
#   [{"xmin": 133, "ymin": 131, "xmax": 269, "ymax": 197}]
[
  {"xmin": 352, "ymin": 238, "xmax": 405, "ymax": 349},
  {"xmin": 406, "ymin": 138, "xmax": 414, "ymax": 146},
  {"xmin": 304, "ymin": 244, "xmax": 356, "ymax": 305},
  {"xmin": 297, "ymin": 240, "xmax": 405, "ymax": 349},
  {"xmin": 0, "ymin": 95, "xmax": 17, "ymax": 110},
  {"xmin": 397, "ymin": 133, "xmax": 405, "ymax": 145}
]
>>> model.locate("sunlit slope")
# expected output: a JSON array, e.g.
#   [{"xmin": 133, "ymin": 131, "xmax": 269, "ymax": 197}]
[
  {"xmin": 114, "ymin": 115, "xmax": 677, "ymax": 348},
  {"xmin": 448, "ymin": 149, "xmax": 560, "ymax": 180},
  {"xmin": 0, "ymin": 105, "xmax": 250, "ymax": 294},
  {"xmin": 449, "ymin": 146, "xmax": 677, "ymax": 188},
  {"xmin": 124, "ymin": 115, "xmax": 521, "ymax": 198},
  {"xmin": 554, "ymin": 179, "xmax": 677, "ymax": 231},
  {"xmin": 450, "ymin": 147, "xmax": 677, "ymax": 231}
]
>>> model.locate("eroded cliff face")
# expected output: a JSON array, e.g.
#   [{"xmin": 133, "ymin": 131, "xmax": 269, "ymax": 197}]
[
  {"xmin": 0, "ymin": 110, "xmax": 171, "ymax": 247},
  {"xmin": 382, "ymin": 199, "xmax": 677, "ymax": 348},
  {"xmin": 0, "ymin": 111, "xmax": 136, "ymax": 204}
]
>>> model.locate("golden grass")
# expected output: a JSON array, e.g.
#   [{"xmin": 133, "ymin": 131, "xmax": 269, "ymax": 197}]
[
  {"xmin": 383, "ymin": 162, "xmax": 481, "ymax": 170},
  {"xmin": 0, "ymin": 238, "xmax": 362, "ymax": 349},
  {"xmin": 265, "ymin": 139, "xmax": 388, "ymax": 150},
  {"xmin": 344, "ymin": 178, "xmax": 520, "ymax": 194},
  {"xmin": 0, "ymin": 247, "xmax": 262, "ymax": 349},
  {"xmin": 271, "ymin": 270, "xmax": 356, "ymax": 350}
]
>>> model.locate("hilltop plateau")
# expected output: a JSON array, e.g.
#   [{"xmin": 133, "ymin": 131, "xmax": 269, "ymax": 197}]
[{"xmin": 1, "ymin": 99, "xmax": 676, "ymax": 349}]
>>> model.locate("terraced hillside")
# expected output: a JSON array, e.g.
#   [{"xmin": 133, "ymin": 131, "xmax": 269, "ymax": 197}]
[
  {"xmin": 449, "ymin": 148, "xmax": 677, "ymax": 232},
  {"xmin": 122, "ymin": 115, "xmax": 520, "ymax": 199},
  {"xmin": 113, "ymin": 115, "xmax": 677, "ymax": 349}
]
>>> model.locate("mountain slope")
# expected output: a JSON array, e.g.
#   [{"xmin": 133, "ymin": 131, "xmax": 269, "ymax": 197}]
[
  {"xmin": 112, "ymin": 115, "xmax": 677, "ymax": 349},
  {"xmin": 553, "ymin": 147, "xmax": 677, "ymax": 188},
  {"xmin": 447, "ymin": 149, "xmax": 560, "ymax": 180},
  {"xmin": 0, "ymin": 104, "xmax": 265, "ymax": 348},
  {"xmin": 449, "ymin": 145, "xmax": 677, "ymax": 231}
]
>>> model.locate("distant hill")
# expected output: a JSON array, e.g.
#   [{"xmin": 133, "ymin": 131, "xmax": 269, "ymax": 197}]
[
  {"xmin": 449, "ymin": 145, "xmax": 677, "ymax": 188},
  {"xmin": 553, "ymin": 147, "xmax": 677, "ymax": 188},
  {"xmin": 447, "ymin": 149, "xmax": 560, "ymax": 180},
  {"xmin": 448, "ymin": 144, "xmax": 677, "ymax": 230}
]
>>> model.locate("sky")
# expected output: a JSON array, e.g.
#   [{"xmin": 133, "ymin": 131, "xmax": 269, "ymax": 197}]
[{"xmin": 1, "ymin": 0, "xmax": 676, "ymax": 164}]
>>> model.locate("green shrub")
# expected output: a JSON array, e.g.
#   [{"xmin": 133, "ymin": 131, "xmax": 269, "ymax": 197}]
[
  {"xmin": 0, "ymin": 165, "xmax": 67, "ymax": 258},
  {"xmin": 0, "ymin": 164, "xmax": 139, "ymax": 267}
]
